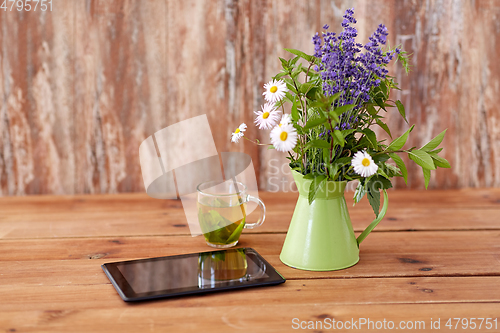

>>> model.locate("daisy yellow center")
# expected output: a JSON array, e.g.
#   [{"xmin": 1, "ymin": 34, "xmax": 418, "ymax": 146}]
[
  {"xmin": 361, "ymin": 158, "xmax": 371, "ymax": 167},
  {"xmin": 235, "ymin": 128, "xmax": 240, "ymax": 134},
  {"xmin": 262, "ymin": 112, "xmax": 270, "ymax": 119},
  {"xmin": 270, "ymin": 86, "xmax": 278, "ymax": 93},
  {"xmin": 280, "ymin": 131, "xmax": 288, "ymax": 141}
]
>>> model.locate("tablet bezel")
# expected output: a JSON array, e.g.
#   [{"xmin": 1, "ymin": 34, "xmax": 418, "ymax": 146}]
[{"xmin": 101, "ymin": 247, "xmax": 285, "ymax": 302}]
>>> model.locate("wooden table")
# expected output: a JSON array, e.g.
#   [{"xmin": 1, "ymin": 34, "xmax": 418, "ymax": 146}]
[{"xmin": 0, "ymin": 189, "xmax": 499, "ymax": 332}]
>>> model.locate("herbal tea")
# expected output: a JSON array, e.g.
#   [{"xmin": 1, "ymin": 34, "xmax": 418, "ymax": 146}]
[
  {"xmin": 196, "ymin": 180, "xmax": 265, "ymax": 248},
  {"xmin": 197, "ymin": 198, "xmax": 247, "ymax": 246}
]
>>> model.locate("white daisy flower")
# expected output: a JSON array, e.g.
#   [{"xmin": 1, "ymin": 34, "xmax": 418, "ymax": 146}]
[
  {"xmin": 263, "ymin": 79, "xmax": 288, "ymax": 103},
  {"xmin": 231, "ymin": 123, "xmax": 247, "ymax": 143},
  {"xmin": 270, "ymin": 123, "xmax": 297, "ymax": 152},
  {"xmin": 351, "ymin": 151, "xmax": 378, "ymax": 177},
  {"xmin": 254, "ymin": 103, "xmax": 281, "ymax": 130},
  {"xmin": 279, "ymin": 113, "xmax": 292, "ymax": 127}
]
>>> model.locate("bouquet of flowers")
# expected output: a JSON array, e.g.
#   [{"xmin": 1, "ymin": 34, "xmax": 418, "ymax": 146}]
[{"xmin": 231, "ymin": 8, "xmax": 450, "ymax": 216}]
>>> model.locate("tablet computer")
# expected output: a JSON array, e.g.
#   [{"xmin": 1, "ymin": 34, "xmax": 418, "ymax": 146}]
[{"xmin": 101, "ymin": 247, "xmax": 285, "ymax": 302}]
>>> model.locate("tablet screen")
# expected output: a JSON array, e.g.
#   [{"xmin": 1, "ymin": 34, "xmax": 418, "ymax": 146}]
[{"xmin": 102, "ymin": 248, "xmax": 285, "ymax": 301}]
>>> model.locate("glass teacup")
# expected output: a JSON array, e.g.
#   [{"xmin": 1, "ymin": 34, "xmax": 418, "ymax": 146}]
[{"xmin": 197, "ymin": 180, "xmax": 265, "ymax": 248}]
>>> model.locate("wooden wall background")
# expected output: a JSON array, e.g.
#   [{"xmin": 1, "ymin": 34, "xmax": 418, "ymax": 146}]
[{"xmin": 0, "ymin": 0, "xmax": 499, "ymax": 196}]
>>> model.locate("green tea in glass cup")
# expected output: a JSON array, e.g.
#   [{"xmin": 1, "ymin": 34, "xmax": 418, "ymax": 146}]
[{"xmin": 197, "ymin": 180, "xmax": 265, "ymax": 248}]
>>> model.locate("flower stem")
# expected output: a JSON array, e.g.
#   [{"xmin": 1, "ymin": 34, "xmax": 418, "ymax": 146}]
[
  {"xmin": 243, "ymin": 136, "xmax": 272, "ymax": 146},
  {"xmin": 376, "ymin": 149, "xmax": 407, "ymax": 155}
]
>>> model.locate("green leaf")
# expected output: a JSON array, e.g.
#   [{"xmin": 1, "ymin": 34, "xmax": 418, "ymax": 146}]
[
  {"xmin": 333, "ymin": 156, "xmax": 352, "ymax": 165},
  {"xmin": 384, "ymin": 163, "xmax": 401, "ymax": 178},
  {"xmin": 291, "ymin": 99, "xmax": 299, "ymax": 121},
  {"xmin": 389, "ymin": 153, "xmax": 408, "ymax": 184},
  {"xmin": 308, "ymin": 175, "xmax": 327, "ymax": 204},
  {"xmin": 376, "ymin": 167, "xmax": 391, "ymax": 180},
  {"xmin": 306, "ymin": 86, "xmax": 319, "ymax": 100},
  {"xmin": 353, "ymin": 181, "xmax": 367, "ymax": 204},
  {"xmin": 428, "ymin": 152, "xmax": 451, "ymax": 168},
  {"xmin": 421, "ymin": 129, "xmax": 447, "ymax": 152},
  {"xmin": 328, "ymin": 92, "xmax": 342, "ymax": 105},
  {"xmin": 373, "ymin": 153, "xmax": 390, "ymax": 164},
  {"xmin": 213, "ymin": 198, "xmax": 230, "ymax": 208},
  {"xmin": 198, "ymin": 209, "xmax": 209, "ymax": 233},
  {"xmin": 423, "ymin": 168, "xmax": 431, "ymax": 190},
  {"xmin": 309, "ymin": 101, "xmax": 325, "ymax": 108},
  {"xmin": 366, "ymin": 175, "xmax": 392, "ymax": 217},
  {"xmin": 367, "ymin": 189, "xmax": 381, "ymax": 217},
  {"xmin": 326, "ymin": 111, "xmax": 339, "ymax": 124},
  {"xmin": 331, "ymin": 104, "xmax": 355, "ymax": 117},
  {"xmin": 293, "ymin": 123, "xmax": 305, "ymax": 135},
  {"xmin": 430, "ymin": 148, "xmax": 444, "ymax": 154},
  {"xmin": 372, "ymin": 86, "xmax": 384, "ymax": 98},
  {"xmin": 376, "ymin": 119, "xmax": 392, "ymax": 138},
  {"xmin": 328, "ymin": 163, "xmax": 340, "ymax": 180},
  {"xmin": 385, "ymin": 125, "xmax": 415, "ymax": 152},
  {"xmin": 408, "ymin": 149, "xmax": 436, "ymax": 170},
  {"xmin": 395, "ymin": 100, "xmax": 408, "ymax": 123},
  {"xmin": 209, "ymin": 210, "xmax": 228, "ymax": 227},
  {"xmin": 299, "ymin": 82, "xmax": 314, "ymax": 94},
  {"xmin": 361, "ymin": 128, "xmax": 378, "ymax": 149},
  {"xmin": 341, "ymin": 129, "xmax": 356, "ymax": 139},
  {"xmin": 333, "ymin": 130, "xmax": 345, "ymax": 148},
  {"xmin": 226, "ymin": 216, "xmax": 246, "ymax": 244},
  {"xmin": 290, "ymin": 56, "xmax": 300, "ymax": 67},
  {"xmin": 286, "ymin": 83, "xmax": 298, "ymax": 94},
  {"xmin": 374, "ymin": 96, "xmax": 387, "ymax": 111},
  {"xmin": 306, "ymin": 139, "xmax": 330, "ymax": 150},
  {"xmin": 303, "ymin": 117, "xmax": 327, "ymax": 130},
  {"xmin": 322, "ymin": 145, "xmax": 330, "ymax": 163},
  {"xmin": 328, "ymin": 156, "xmax": 352, "ymax": 180},
  {"xmin": 367, "ymin": 104, "xmax": 379, "ymax": 116},
  {"xmin": 274, "ymin": 72, "xmax": 287, "ymax": 79},
  {"xmin": 380, "ymin": 80, "xmax": 389, "ymax": 99},
  {"xmin": 279, "ymin": 57, "xmax": 288, "ymax": 69},
  {"xmin": 283, "ymin": 79, "xmax": 297, "ymax": 93},
  {"xmin": 284, "ymin": 48, "xmax": 314, "ymax": 62},
  {"xmin": 368, "ymin": 175, "xmax": 393, "ymax": 191}
]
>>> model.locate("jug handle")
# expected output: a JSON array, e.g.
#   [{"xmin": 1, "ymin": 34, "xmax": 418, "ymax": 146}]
[{"xmin": 356, "ymin": 189, "xmax": 389, "ymax": 247}]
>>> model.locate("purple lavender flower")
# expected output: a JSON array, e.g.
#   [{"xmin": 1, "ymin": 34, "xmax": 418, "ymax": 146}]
[{"xmin": 312, "ymin": 8, "xmax": 400, "ymax": 127}]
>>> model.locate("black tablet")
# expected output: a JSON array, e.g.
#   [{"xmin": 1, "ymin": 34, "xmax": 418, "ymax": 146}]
[{"xmin": 101, "ymin": 247, "xmax": 285, "ymax": 302}]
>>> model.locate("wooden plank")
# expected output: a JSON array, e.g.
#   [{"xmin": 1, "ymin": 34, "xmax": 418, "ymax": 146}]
[
  {"xmin": 0, "ymin": 276, "xmax": 499, "ymax": 312},
  {"xmin": 1, "ymin": 231, "xmax": 499, "ymax": 279},
  {"xmin": 0, "ymin": 190, "xmax": 499, "ymax": 239},
  {"xmin": 0, "ymin": 303, "xmax": 499, "ymax": 333},
  {"xmin": 0, "ymin": 301, "xmax": 500, "ymax": 333},
  {"xmin": 1, "ymin": 206, "xmax": 499, "ymax": 239},
  {"xmin": 1, "ymin": 189, "xmax": 498, "ymax": 213}
]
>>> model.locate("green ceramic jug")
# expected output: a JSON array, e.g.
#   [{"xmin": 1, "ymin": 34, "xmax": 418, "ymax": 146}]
[{"xmin": 280, "ymin": 170, "xmax": 388, "ymax": 271}]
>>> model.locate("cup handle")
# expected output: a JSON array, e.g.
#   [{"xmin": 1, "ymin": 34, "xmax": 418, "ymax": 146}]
[
  {"xmin": 244, "ymin": 195, "xmax": 266, "ymax": 229},
  {"xmin": 356, "ymin": 189, "xmax": 389, "ymax": 246}
]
